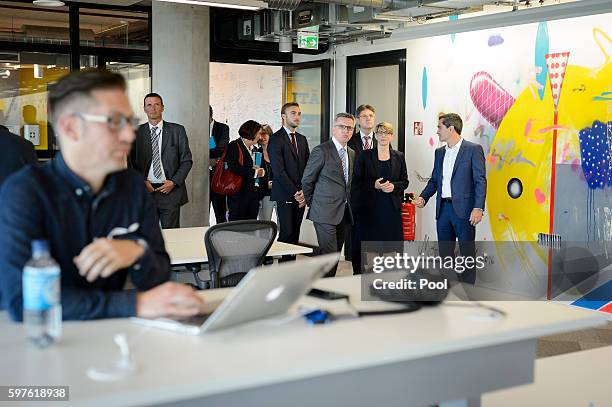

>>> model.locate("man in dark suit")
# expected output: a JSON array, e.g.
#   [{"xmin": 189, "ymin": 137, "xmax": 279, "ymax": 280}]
[
  {"xmin": 302, "ymin": 113, "xmax": 356, "ymax": 277},
  {"xmin": 348, "ymin": 104, "xmax": 377, "ymax": 155},
  {"xmin": 0, "ymin": 126, "xmax": 37, "ymax": 187},
  {"xmin": 209, "ymin": 105, "xmax": 230, "ymax": 224},
  {"xmin": 268, "ymin": 102, "xmax": 310, "ymax": 259},
  {"xmin": 346, "ymin": 104, "xmax": 377, "ymax": 265},
  {"xmin": 129, "ymin": 93, "xmax": 193, "ymax": 229},
  {"xmin": 416, "ymin": 113, "xmax": 487, "ymax": 284}
]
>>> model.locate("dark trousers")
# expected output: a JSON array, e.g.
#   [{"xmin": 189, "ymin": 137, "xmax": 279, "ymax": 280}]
[
  {"xmin": 157, "ymin": 207, "xmax": 180, "ymax": 229},
  {"xmin": 313, "ymin": 209, "xmax": 350, "ymax": 278},
  {"xmin": 228, "ymin": 191, "xmax": 259, "ymax": 221},
  {"xmin": 350, "ymin": 224, "xmax": 361, "ymax": 275},
  {"xmin": 276, "ymin": 201, "xmax": 305, "ymax": 260},
  {"xmin": 437, "ymin": 200, "xmax": 476, "ymax": 284},
  {"xmin": 209, "ymin": 169, "xmax": 227, "ymax": 224}
]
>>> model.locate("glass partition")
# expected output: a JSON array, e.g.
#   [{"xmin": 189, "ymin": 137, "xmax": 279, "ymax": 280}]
[
  {"xmin": 79, "ymin": 8, "xmax": 149, "ymax": 50},
  {"xmin": 0, "ymin": 51, "xmax": 70, "ymax": 155},
  {"xmin": 0, "ymin": 1, "xmax": 70, "ymax": 45}
]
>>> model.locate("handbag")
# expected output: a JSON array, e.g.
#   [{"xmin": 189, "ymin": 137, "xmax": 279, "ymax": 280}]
[{"xmin": 211, "ymin": 143, "xmax": 243, "ymax": 196}]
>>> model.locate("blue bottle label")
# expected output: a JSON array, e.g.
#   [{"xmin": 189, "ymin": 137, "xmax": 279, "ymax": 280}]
[{"xmin": 23, "ymin": 267, "xmax": 60, "ymax": 311}]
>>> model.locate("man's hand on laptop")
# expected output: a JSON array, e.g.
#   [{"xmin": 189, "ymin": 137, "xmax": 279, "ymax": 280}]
[
  {"xmin": 74, "ymin": 238, "xmax": 145, "ymax": 282},
  {"xmin": 136, "ymin": 282, "xmax": 206, "ymax": 318}
]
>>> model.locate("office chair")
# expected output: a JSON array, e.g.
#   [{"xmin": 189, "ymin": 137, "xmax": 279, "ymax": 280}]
[{"xmin": 203, "ymin": 220, "xmax": 277, "ymax": 289}]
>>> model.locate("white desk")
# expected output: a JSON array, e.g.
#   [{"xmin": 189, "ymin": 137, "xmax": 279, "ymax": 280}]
[
  {"xmin": 0, "ymin": 276, "xmax": 605, "ymax": 407},
  {"xmin": 162, "ymin": 227, "xmax": 312, "ymax": 265},
  {"xmin": 483, "ymin": 345, "xmax": 612, "ymax": 407}
]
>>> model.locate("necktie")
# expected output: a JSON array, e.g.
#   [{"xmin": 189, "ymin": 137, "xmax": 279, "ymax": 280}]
[
  {"xmin": 290, "ymin": 133, "xmax": 298, "ymax": 155},
  {"xmin": 339, "ymin": 147, "xmax": 348, "ymax": 185},
  {"xmin": 363, "ymin": 136, "xmax": 371, "ymax": 150},
  {"xmin": 151, "ymin": 127, "xmax": 163, "ymax": 179}
]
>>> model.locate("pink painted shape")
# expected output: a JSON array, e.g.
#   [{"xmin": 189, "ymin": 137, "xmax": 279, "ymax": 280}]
[
  {"xmin": 470, "ymin": 71, "xmax": 516, "ymax": 129},
  {"xmin": 571, "ymin": 158, "xmax": 580, "ymax": 172},
  {"xmin": 538, "ymin": 125, "xmax": 569, "ymax": 133},
  {"xmin": 524, "ymin": 119, "xmax": 533, "ymax": 137},
  {"xmin": 534, "ymin": 188, "xmax": 546, "ymax": 204},
  {"xmin": 429, "ymin": 137, "xmax": 434, "ymax": 147}
]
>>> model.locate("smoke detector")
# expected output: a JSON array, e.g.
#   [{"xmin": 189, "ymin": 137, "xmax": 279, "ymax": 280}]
[{"xmin": 33, "ymin": 0, "xmax": 66, "ymax": 6}]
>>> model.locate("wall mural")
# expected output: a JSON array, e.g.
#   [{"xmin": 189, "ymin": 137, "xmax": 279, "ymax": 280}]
[{"xmin": 407, "ymin": 14, "xmax": 611, "ymax": 304}]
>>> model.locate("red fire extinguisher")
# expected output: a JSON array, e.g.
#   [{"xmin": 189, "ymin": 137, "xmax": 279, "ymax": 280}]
[{"xmin": 402, "ymin": 192, "xmax": 416, "ymax": 241}]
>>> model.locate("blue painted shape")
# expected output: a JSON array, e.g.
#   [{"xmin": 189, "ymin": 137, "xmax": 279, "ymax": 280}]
[
  {"xmin": 578, "ymin": 120, "xmax": 612, "ymax": 189},
  {"xmin": 421, "ymin": 67, "xmax": 427, "ymax": 110},
  {"xmin": 488, "ymin": 34, "xmax": 504, "ymax": 46},
  {"xmin": 535, "ymin": 22, "xmax": 549, "ymax": 101},
  {"xmin": 449, "ymin": 15, "xmax": 458, "ymax": 43},
  {"xmin": 571, "ymin": 279, "xmax": 612, "ymax": 310}
]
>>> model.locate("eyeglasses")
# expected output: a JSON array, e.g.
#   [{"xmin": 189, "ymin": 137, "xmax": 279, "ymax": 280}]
[
  {"xmin": 74, "ymin": 112, "xmax": 140, "ymax": 132},
  {"xmin": 376, "ymin": 130, "xmax": 393, "ymax": 136},
  {"xmin": 335, "ymin": 124, "xmax": 354, "ymax": 132}
]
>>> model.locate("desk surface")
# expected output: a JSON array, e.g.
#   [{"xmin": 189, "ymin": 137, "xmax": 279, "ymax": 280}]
[
  {"xmin": 162, "ymin": 226, "xmax": 312, "ymax": 265},
  {"xmin": 0, "ymin": 276, "xmax": 605, "ymax": 407},
  {"xmin": 483, "ymin": 344, "xmax": 612, "ymax": 407}
]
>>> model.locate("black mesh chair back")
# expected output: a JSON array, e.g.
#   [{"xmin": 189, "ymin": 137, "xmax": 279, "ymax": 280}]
[{"xmin": 204, "ymin": 220, "xmax": 277, "ymax": 288}]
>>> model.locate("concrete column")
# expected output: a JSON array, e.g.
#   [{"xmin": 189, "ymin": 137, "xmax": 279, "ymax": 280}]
[{"xmin": 152, "ymin": 1, "xmax": 210, "ymax": 227}]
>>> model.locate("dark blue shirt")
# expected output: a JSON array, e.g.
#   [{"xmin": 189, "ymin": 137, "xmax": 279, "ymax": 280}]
[{"xmin": 0, "ymin": 154, "xmax": 170, "ymax": 321}]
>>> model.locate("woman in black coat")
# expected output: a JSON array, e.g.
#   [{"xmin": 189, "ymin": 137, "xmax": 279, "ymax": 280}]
[
  {"xmin": 351, "ymin": 122, "xmax": 409, "ymax": 273},
  {"xmin": 226, "ymin": 120, "xmax": 266, "ymax": 221}
]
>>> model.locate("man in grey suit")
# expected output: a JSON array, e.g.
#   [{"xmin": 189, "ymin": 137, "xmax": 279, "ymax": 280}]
[
  {"xmin": 302, "ymin": 113, "xmax": 356, "ymax": 277},
  {"xmin": 129, "ymin": 93, "xmax": 193, "ymax": 228}
]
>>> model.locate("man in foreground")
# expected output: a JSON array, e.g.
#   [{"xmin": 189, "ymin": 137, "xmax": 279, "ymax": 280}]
[{"xmin": 0, "ymin": 69, "xmax": 205, "ymax": 321}]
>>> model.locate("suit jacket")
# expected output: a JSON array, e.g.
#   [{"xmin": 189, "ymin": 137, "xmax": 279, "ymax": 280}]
[
  {"xmin": 0, "ymin": 129, "xmax": 37, "ymax": 187},
  {"xmin": 302, "ymin": 140, "xmax": 355, "ymax": 226},
  {"xmin": 351, "ymin": 147, "xmax": 409, "ymax": 216},
  {"xmin": 225, "ymin": 138, "xmax": 257, "ymax": 198},
  {"xmin": 348, "ymin": 130, "xmax": 377, "ymax": 158},
  {"xmin": 420, "ymin": 139, "xmax": 486, "ymax": 220},
  {"xmin": 267, "ymin": 128, "xmax": 310, "ymax": 203},
  {"xmin": 128, "ymin": 121, "xmax": 193, "ymax": 208},
  {"xmin": 210, "ymin": 121, "xmax": 230, "ymax": 161}
]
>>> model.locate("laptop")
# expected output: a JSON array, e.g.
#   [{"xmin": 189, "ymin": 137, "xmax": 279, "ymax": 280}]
[{"xmin": 131, "ymin": 254, "xmax": 339, "ymax": 335}]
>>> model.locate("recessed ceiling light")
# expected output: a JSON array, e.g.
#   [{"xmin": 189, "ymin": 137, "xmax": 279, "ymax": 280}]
[{"xmin": 33, "ymin": 0, "xmax": 66, "ymax": 7}]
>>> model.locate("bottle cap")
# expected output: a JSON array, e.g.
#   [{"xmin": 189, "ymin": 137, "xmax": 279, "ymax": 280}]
[{"xmin": 31, "ymin": 240, "xmax": 49, "ymax": 256}]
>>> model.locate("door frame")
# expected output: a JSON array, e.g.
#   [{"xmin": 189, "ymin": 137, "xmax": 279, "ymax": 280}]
[
  {"xmin": 346, "ymin": 49, "xmax": 406, "ymax": 152},
  {"xmin": 283, "ymin": 59, "xmax": 331, "ymax": 144}
]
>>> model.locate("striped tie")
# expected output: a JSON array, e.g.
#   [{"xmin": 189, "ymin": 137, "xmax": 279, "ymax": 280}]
[
  {"xmin": 363, "ymin": 136, "xmax": 371, "ymax": 150},
  {"xmin": 151, "ymin": 127, "xmax": 163, "ymax": 179},
  {"xmin": 339, "ymin": 147, "xmax": 348, "ymax": 185}
]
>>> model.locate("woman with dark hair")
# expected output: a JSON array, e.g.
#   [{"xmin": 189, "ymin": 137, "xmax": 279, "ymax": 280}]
[{"xmin": 225, "ymin": 120, "xmax": 266, "ymax": 221}]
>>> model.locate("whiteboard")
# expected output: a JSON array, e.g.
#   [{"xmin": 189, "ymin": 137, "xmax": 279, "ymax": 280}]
[{"xmin": 210, "ymin": 63, "xmax": 283, "ymax": 140}]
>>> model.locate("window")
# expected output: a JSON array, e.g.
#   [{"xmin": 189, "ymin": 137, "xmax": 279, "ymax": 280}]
[
  {"xmin": 0, "ymin": 51, "xmax": 71, "ymax": 155},
  {"xmin": 79, "ymin": 8, "xmax": 149, "ymax": 50},
  {"xmin": 283, "ymin": 60, "xmax": 330, "ymax": 147},
  {"xmin": 0, "ymin": 1, "xmax": 70, "ymax": 45}
]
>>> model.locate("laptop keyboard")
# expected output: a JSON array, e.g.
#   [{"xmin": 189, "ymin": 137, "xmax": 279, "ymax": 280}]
[{"xmin": 175, "ymin": 313, "xmax": 212, "ymax": 326}]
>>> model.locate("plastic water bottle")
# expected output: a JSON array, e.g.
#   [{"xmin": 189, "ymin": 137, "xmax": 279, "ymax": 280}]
[{"xmin": 23, "ymin": 240, "xmax": 62, "ymax": 348}]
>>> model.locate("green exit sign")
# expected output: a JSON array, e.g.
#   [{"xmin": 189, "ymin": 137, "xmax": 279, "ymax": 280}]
[{"xmin": 298, "ymin": 32, "xmax": 319, "ymax": 50}]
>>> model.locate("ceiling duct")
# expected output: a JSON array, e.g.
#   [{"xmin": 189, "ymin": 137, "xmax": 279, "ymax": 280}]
[{"xmin": 266, "ymin": 0, "xmax": 301, "ymax": 11}]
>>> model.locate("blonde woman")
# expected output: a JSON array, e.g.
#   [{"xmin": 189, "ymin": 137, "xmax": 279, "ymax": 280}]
[{"xmin": 350, "ymin": 122, "xmax": 408, "ymax": 274}]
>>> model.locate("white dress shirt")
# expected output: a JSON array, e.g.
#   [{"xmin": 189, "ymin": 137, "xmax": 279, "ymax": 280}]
[
  {"xmin": 441, "ymin": 137, "xmax": 463, "ymax": 199},
  {"xmin": 360, "ymin": 130, "xmax": 374, "ymax": 149},
  {"xmin": 147, "ymin": 120, "xmax": 167, "ymax": 183}
]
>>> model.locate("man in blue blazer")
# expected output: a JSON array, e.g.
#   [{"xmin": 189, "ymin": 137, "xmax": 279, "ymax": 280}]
[{"xmin": 416, "ymin": 113, "xmax": 486, "ymax": 284}]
